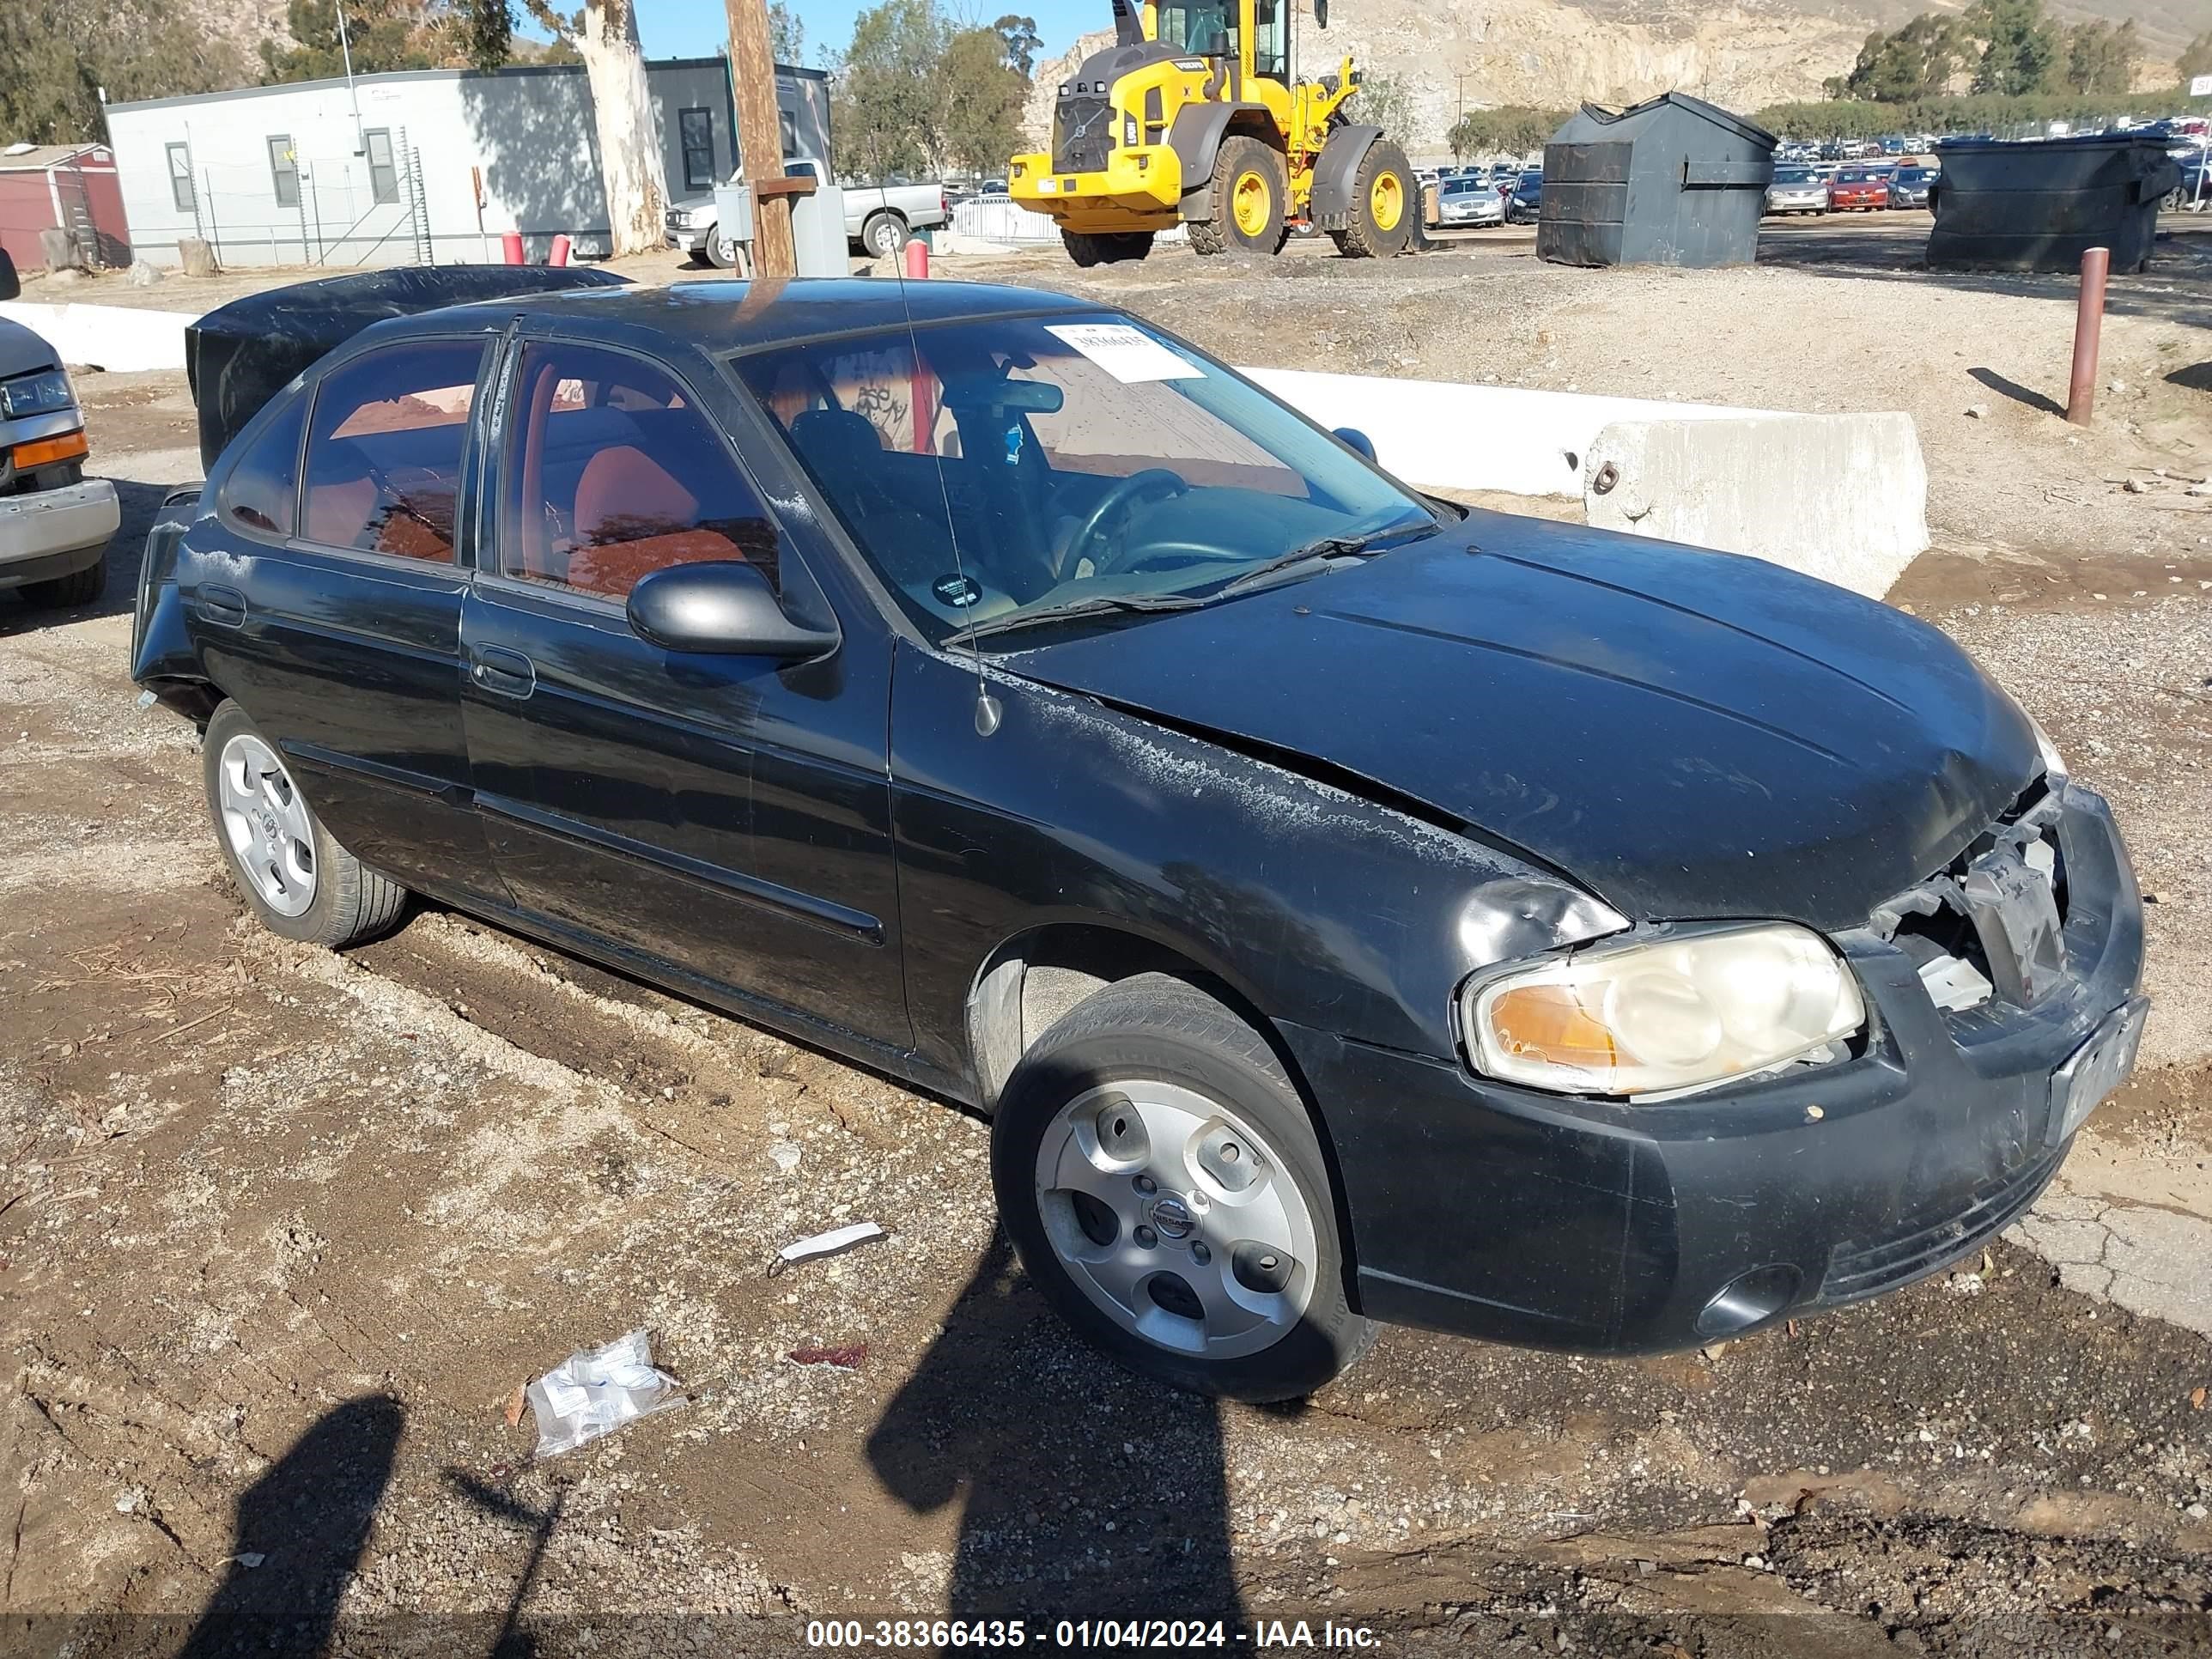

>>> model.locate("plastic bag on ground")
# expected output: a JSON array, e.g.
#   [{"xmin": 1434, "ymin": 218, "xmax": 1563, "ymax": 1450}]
[{"xmin": 524, "ymin": 1328, "xmax": 684, "ymax": 1457}]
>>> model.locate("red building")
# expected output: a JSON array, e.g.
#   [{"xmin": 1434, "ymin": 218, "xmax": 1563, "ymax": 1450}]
[{"xmin": 0, "ymin": 143, "xmax": 131, "ymax": 270}]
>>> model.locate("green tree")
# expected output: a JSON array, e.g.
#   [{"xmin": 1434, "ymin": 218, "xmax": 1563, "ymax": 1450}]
[
  {"xmin": 993, "ymin": 14, "xmax": 1042, "ymax": 77},
  {"xmin": 1827, "ymin": 15, "xmax": 1968, "ymax": 102},
  {"xmin": 2062, "ymin": 20, "xmax": 2136, "ymax": 94},
  {"xmin": 1966, "ymin": 0, "xmax": 2059, "ymax": 96},
  {"xmin": 2176, "ymin": 31, "xmax": 2212, "ymax": 86},
  {"xmin": 834, "ymin": 0, "xmax": 951, "ymax": 179},
  {"xmin": 0, "ymin": 0, "xmax": 244, "ymax": 142},
  {"xmin": 940, "ymin": 25, "xmax": 1027, "ymax": 175},
  {"xmin": 1350, "ymin": 71, "xmax": 1417, "ymax": 147},
  {"xmin": 770, "ymin": 2, "xmax": 807, "ymax": 65},
  {"xmin": 459, "ymin": 0, "xmax": 515, "ymax": 71},
  {"xmin": 262, "ymin": 0, "xmax": 437, "ymax": 81},
  {"xmin": 1446, "ymin": 105, "xmax": 1565, "ymax": 160}
]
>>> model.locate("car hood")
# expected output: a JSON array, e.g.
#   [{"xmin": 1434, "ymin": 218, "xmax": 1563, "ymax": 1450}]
[
  {"xmin": 0, "ymin": 316, "xmax": 62, "ymax": 379},
  {"xmin": 994, "ymin": 511, "xmax": 2039, "ymax": 931}
]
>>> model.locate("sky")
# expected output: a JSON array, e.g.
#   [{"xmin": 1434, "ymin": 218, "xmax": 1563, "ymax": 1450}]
[{"xmin": 622, "ymin": 0, "xmax": 1101, "ymax": 69}]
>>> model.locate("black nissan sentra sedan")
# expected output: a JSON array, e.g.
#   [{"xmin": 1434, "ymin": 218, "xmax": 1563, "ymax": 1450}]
[{"xmin": 131, "ymin": 278, "xmax": 2147, "ymax": 1401}]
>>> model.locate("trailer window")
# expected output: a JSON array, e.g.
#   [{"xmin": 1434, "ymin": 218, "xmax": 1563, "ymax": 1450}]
[
  {"xmin": 365, "ymin": 129, "xmax": 398, "ymax": 205},
  {"xmin": 679, "ymin": 108, "xmax": 716, "ymax": 190},
  {"xmin": 268, "ymin": 137, "xmax": 299, "ymax": 209}
]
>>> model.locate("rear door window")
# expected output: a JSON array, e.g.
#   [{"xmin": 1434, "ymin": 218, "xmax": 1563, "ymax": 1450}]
[
  {"xmin": 498, "ymin": 341, "xmax": 780, "ymax": 599},
  {"xmin": 301, "ymin": 340, "xmax": 485, "ymax": 561}
]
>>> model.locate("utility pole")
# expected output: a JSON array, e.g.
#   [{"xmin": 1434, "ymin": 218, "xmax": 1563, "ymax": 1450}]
[
  {"xmin": 723, "ymin": 0, "xmax": 799, "ymax": 276},
  {"xmin": 1456, "ymin": 70, "xmax": 1473, "ymax": 119}
]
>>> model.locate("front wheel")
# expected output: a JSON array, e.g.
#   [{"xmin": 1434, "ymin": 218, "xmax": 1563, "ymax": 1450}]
[
  {"xmin": 1191, "ymin": 136, "xmax": 1287, "ymax": 257},
  {"xmin": 990, "ymin": 974, "xmax": 1374, "ymax": 1401},
  {"xmin": 16, "ymin": 556, "xmax": 104, "ymax": 610},
  {"xmin": 1061, "ymin": 229, "xmax": 1155, "ymax": 266},
  {"xmin": 1330, "ymin": 138, "xmax": 1415, "ymax": 258},
  {"xmin": 703, "ymin": 229, "xmax": 750, "ymax": 273},
  {"xmin": 202, "ymin": 701, "xmax": 408, "ymax": 947}
]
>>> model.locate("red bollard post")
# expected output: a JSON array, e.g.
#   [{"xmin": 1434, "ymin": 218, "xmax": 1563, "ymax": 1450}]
[
  {"xmin": 501, "ymin": 230, "xmax": 525, "ymax": 266},
  {"xmin": 2067, "ymin": 245, "xmax": 2110, "ymax": 427},
  {"xmin": 902, "ymin": 237, "xmax": 929, "ymax": 280},
  {"xmin": 549, "ymin": 234, "xmax": 571, "ymax": 267}
]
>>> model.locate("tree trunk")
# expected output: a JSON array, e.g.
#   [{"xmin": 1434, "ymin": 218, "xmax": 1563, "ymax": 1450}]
[{"xmin": 577, "ymin": 0, "xmax": 668, "ymax": 257}]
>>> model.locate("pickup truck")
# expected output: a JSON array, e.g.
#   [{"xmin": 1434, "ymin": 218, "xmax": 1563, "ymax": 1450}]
[
  {"xmin": 665, "ymin": 158, "xmax": 950, "ymax": 266},
  {"xmin": 0, "ymin": 250, "xmax": 120, "ymax": 610}
]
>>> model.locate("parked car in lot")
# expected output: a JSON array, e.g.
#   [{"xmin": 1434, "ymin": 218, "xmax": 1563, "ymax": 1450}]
[
  {"xmin": 1437, "ymin": 177, "xmax": 1505, "ymax": 227},
  {"xmin": 1829, "ymin": 167, "xmax": 1890, "ymax": 210},
  {"xmin": 0, "ymin": 250, "xmax": 119, "ymax": 610},
  {"xmin": 131, "ymin": 275, "xmax": 2148, "ymax": 1401},
  {"xmin": 666, "ymin": 157, "xmax": 949, "ymax": 265},
  {"xmin": 1888, "ymin": 164, "xmax": 1938, "ymax": 209},
  {"xmin": 1505, "ymin": 170, "xmax": 1543, "ymax": 222},
  {"xmin": 1765, "ymin": 166, "xmax": 1829, "ymax": 216}
]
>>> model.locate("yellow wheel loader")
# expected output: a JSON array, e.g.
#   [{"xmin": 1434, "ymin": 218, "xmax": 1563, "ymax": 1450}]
[{"xmin": 1009, "ymin": 0, "xmax": 1414, "ymax": 264}]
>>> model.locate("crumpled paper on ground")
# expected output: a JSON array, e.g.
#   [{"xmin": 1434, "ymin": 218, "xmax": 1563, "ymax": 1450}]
[{"xmin": 524, "ymin": 1328, "xmax": 684, "ymax": 1457}]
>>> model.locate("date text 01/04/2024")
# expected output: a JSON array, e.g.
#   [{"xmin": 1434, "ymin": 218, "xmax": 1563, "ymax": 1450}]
[{"xmin": 801, "ymin": 1619, "xmax": 1381, "ymax": 1649}]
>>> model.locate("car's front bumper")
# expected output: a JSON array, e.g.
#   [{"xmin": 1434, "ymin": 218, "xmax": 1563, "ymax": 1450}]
[
  {"xmin": 0, "ymin": 477, "xmax": 118, "ymax": 586},
  {"xmin": 1283, "ymin": 781, "xmax": 2145, "ymax": 1354},
  {"xmin": 665, "ymin": 226, "xmax": 712, "ymax": 253}
]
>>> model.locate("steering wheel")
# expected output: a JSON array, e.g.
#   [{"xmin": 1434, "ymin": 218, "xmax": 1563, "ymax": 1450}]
[{"xmin": 1054, "ymin": 468, "xmax": 1189, "ymax": 583}]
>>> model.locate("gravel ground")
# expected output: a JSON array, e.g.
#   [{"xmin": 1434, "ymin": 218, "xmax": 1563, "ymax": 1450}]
[{"xmin": 1, "ymin": 228, "xmax": 2209, "ymax": 1656}]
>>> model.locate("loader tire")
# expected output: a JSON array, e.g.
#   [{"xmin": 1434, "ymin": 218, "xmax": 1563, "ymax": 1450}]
[
  {"xmin": 1193, "ymin": 136, "xmax": 1287, "ymax": 257},
  {"xmin": 1328, "ymin": 137, "xmax": 1414, "ymax": 258},
  {"xmin": 1061, "ymin": 229, "xmax": 1156, "ymax": 266}
]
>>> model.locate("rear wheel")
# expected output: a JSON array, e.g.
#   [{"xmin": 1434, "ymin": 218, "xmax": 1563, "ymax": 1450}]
[
  {"xmin": 990, "ymin": 973, "xmax": 1374, "ymax": 1401},
  {"xmin": 861, "ymin": 211, "xmax": 908, "ymax": 258},
  {"xmin": 703, "ymin": 229, "xmax": 751, "ymax": 273},
  {"xmin": 1330, "ymin": 138, "xmax": 1414, "ymax": 258},
  {"xmin": 16, "ymin": 556, "xmax": 104, "ymax": 610},
  {"xmin": 202, "ymin": 701, "xmax": 408, "ymax": 948},
  {"xmin": 1060, "ymin": 228, "xmax": 1156, "ymax": 266},
  {"xmin": 1192, "ymin": 136, "xmax": 1287, "ymax": 257}
]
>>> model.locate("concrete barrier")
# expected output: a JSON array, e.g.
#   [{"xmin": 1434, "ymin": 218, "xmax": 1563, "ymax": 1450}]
[
  {"xmin": 1240, "ymin": 367, "xmax": 1762, "ymax": 499},
  {"xmin": 0, "ymin": 300, "xmax": 193, "ymax": 373},
  {"xmin": 1582, "ymin": 412, "xmax": 1929, "ymax": 600}
]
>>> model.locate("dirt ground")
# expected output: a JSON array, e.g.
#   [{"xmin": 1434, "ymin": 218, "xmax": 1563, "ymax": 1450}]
[{"xmin": 3, "ymin": 211, "xmax": 2210, "ymax": 1656}]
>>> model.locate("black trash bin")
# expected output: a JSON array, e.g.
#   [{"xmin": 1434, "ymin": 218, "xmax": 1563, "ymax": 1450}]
[
  {"xmin": 1927, "ymin": 133, "xmax": 2181, "ymax": 274},
  {"xmin": 1537, "ymin": 92, "xmax": 1776, "ymax": 269},
  {"xmin": 185, "ymin": 265, "xmax": 629, "ymax": 469}
]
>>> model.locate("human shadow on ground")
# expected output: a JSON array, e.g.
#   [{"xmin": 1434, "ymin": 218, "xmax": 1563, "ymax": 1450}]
[
  {"xmin": 866, "ymin": 1235, "xmax": 1248, "ymax": 1640},
  {"xmin": 175, "ymin": 1394, "xmax": 404, "ymax": 1659}
]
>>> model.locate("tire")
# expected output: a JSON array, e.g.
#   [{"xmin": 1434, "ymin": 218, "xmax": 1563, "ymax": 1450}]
[
  {"xmin": 17, "ymin": 555, "xmax": 104, "ymax": 610},
  {"xmin": 861, "ymin": 211, "xmax": 908, "ymax": 258},
  {"xmin": 703, "ymin": 229, "xmax": 750, "ymax": 273},
  {"xmin": 202, "ymin": 701, "xmax": 407, "ymax": 948},
  {"xmin": 990, "ymin": 972, "xmax": 1375, "ymax": 1402},
  {"xmin": 1329, "ymin": 138, "xmax": 1415, "ymax": 259},
  {"xmin": 1191, "ymin": 136, "xmax": 1287, "ymax": 258},
  {"xmin": 1061, "ymin": 229, "xmax": 1154, "ymax": 266}
]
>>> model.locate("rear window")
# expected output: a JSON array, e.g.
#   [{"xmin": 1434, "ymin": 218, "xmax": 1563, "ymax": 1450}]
[{"xmin": 301, "ymin": 339, "xmax": 484, "ymax": 561}]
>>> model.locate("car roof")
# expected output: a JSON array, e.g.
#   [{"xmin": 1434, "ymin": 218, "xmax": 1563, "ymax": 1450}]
[{"xmin": 426, "ymin": 277, "xmax": 1100, "ymax": 355}]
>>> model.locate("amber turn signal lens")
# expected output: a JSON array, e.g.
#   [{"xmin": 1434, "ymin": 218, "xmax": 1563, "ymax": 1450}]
[{"xmin": 11, "ymin": 429, "xmax": 88, "ymax": 470}]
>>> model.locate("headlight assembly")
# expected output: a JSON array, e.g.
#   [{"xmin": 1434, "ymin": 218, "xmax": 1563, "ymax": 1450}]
[
  {"xmin": 1462, "ymin": 922, "xmax": 1865, "ymax": 1098},
  {"xmin": 1, "ymin": 368, "xmax": 74, "ymax": 421}
]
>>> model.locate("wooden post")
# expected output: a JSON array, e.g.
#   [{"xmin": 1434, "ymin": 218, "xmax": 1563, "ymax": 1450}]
[{"xmin": 724, "ymin": 0, "xmax": 796, "ymax": 276}]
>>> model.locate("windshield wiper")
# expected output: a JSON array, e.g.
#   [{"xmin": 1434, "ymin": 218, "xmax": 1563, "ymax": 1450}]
[
  {"xmin": 958, "ymin": 591, "xmax": 1205, "ymax": 644},
  {"xmin": 1212, "ymin": 519, "xmax": 1437, "ymax": 600}
]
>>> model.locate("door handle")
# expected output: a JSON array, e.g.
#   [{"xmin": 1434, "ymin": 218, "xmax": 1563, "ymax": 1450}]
[
  {"xmin": 470, "ymin": 643, "xmax": 537, "ymax": 699},
  {"xmin": 193, "ymin": 583, "xmax": 247, "ymax": 628}
]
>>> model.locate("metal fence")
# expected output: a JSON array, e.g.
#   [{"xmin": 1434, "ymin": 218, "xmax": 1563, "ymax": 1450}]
[{"xmin": 160, "ymin": 131, "xmax": 432, "ymax": 269}]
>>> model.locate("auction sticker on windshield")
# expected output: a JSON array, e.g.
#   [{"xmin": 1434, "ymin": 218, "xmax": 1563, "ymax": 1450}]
[{"xmin": 1044, "ymin": 322, "xmax": 1203, "ymax": 384}]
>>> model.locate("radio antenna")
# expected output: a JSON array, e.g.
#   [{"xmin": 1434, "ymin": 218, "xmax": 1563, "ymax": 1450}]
[{"xmin": 882, "ymin": 180, "xmax": 1001, "ymax": 736}]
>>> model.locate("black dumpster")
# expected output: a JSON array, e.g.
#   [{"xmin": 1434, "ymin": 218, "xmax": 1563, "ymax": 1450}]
[
  {"xmin": 1537, "ymin": 92, "xmax": 1776, "ymax": 269},
  {"xmin": 185, "ymin": 265, "xmax": 629, "ymax": 468},
  {"xmin": 1927, "ymin": 134, "xmax": 2180, "ymax": 274}
]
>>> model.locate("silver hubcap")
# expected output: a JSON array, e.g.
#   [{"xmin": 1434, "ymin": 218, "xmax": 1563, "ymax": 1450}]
[
  {"xmin": 216, "ymin": 732, "xmax": 317, "ymax": 917},
  {"xmin": 1035, "ymin": 1080, "xmax": 1317, "ymax": 1360}
]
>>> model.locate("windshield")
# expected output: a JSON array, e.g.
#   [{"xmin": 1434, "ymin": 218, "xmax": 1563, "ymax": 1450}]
[
  {"xmin": 1443, "ymin": 179, "xmax": 1491, "ymax": 195},
  {"xmin": 1774, "ymin": 167, "xmax": 1812, "ymax": 183},
  {"xmin": 732, "ymin": 314, "xmax": 1439, "ymax": 647}
]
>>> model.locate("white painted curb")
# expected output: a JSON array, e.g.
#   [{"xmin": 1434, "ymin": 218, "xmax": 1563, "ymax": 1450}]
[{"xmin": 0, "ymin": 299, "xmax": 196, "ymax": 374}]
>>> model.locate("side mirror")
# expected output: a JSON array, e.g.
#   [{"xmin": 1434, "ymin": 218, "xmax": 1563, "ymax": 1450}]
[
  {"xmin": 0, "ymin": 248, "xmax": 18, "ymax": 302},
  {"xmin": 626, "ymin": 560, "xmax": 839, "ymax": 659},
  {"xmin": 1313, "ymin": 0, "xmax": 1328, "ymax": 25},
  {"xmin": 1333, "ymin": 426, "xmax": 1376, "ymax": 462}
]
